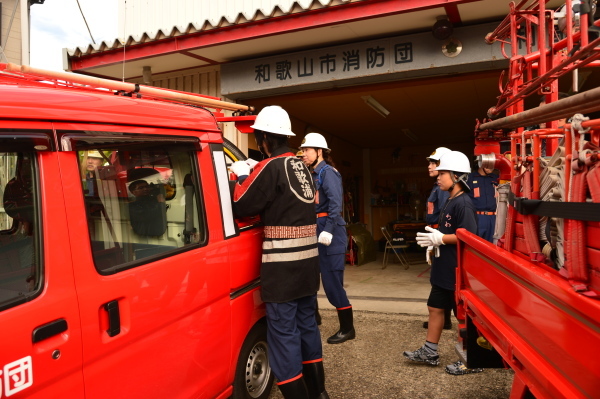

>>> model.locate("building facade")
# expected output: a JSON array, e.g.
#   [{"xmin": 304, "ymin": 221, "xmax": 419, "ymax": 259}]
[{"xmin": 65, "ymin": 0, "xmax": 567, "ymax": 238}]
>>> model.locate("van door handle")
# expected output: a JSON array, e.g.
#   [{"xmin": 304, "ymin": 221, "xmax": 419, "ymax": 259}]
[
  {"xmin": 104, "ymin": 300, "xmax": 121, "ymax": 337},
  {"xmin": 32, "ymin": 319, "xmax": 68, "ymax": 343}
]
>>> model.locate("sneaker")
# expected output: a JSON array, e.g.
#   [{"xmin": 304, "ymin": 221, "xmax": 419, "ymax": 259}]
[
  {"xmin": 403, "ymin": 347, "xmax": 440, "ymax": 366},
  {"xmin": 445, "ymin": 360, "xmax": 483, "ymax": 375}
]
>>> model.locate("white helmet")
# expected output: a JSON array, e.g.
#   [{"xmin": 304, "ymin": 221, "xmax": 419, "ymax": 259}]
[
  {"xmin": 250, "ymin": 105, "xmax": 295, "ymax": 136},
  {"xmin": 87, "ymin": 150, "xmax": 104, "ymax": 158},
  {"xmin": 426, "ymin": 147, "xmax": 451, "ymax": 161},
  {"xmin": 300, "ymin": 133, "xmax": 330, "ymax": 150},
  {"xmin": 436, "ymin": 151, "xmax": 471, "ymax": 173}
]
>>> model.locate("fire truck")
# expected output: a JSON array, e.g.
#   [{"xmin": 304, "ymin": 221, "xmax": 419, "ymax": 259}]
[
  {"xmin": 0, "ymin": 63, "xmax": 272, "ymax": 398},
  {"xmin": 455, "ymin": 1, "xmax": 600, "ymax": 398}
]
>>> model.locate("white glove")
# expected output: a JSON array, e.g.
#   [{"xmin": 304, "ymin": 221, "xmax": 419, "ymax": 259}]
[
  {"xmin": 425, "ymin": 245, "xmax": 441, "ymax": 265},
  {"xmin": 318, "ymin": 231, "xmax": 333, "ymax": 246},
  {"xmin": 245, "ymin": 158, "xmax": 259, "ymax": 168},
  {"xmin": 230, "ymin": 161, "xmax": 250, "ymax": 178},
  {"xmin": 416, "ymin": 226, "xmax": 445, "ymax": 248}
]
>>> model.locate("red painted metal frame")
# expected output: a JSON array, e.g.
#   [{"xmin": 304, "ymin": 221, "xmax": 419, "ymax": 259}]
[
  {"xmin": 457, "ymin": 230, "xmax": 600, "ymax": 399},
  {"xmin": 466, "ymin": 2, "xmax": 600, "ymax": 397},
  {"xmin": 70, "ymin": 0, "xmax": 480, "ymax": 71}
]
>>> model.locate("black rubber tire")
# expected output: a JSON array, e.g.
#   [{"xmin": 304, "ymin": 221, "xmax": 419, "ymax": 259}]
[
  {"xmin": 223, "ymin": 137, "xmax": 247, "ymax": 162},
  {"xmin": 232, "ymin": 321, "xmax": 274, "ymax": 399}
]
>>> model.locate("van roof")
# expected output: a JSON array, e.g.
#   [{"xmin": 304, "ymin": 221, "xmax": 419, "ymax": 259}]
[{"xmin": 0, "ymin": 80, "xmax": 222, "ymax": 133}]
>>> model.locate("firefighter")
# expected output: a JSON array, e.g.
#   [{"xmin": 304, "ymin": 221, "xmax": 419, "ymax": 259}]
[
  {"xmin": 230, "ymin": 106, "xmax": 329, "ymax": 399},
  {"xmin": 424, "ymin": 147, "xmax": 452, "ymax": 331},
  {"xmin": 300, "ymin": 133, "xmax": 355, "ymax": 345},
  {"xmin": 404, "ymin": 151, "xmax": 480, "ymax": 375},
  {"xmin": 466, "ymin": 163, "xmax": 498, "ymax": 243}
]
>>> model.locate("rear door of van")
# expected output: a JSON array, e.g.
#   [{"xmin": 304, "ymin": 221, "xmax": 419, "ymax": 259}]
[
  {"xmin": 0, "ymin": 127, "xmax": 84, "ymax": 398},
  {"xmin": 56, "ymin": 124, "xmax": 232, "ymax": 398}
]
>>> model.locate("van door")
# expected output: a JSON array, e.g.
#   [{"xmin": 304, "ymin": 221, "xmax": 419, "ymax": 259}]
[
  {"xmin": 58, "ymin": 131, "xmax": 232, "ymax": 399},
  {"xmin": 0, "ymin": 135, "xmax": 84, "ymax": 398}
]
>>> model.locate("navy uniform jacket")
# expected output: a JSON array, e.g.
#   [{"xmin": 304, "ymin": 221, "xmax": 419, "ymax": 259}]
[
  {"xmin": 232, "ymin": 147, "xmax": 320, "ymax": 303},
  {"xmin": 466, "ymin": 172, "xmax": 498, "ymax": 212},
  {"xmin": 431, "ymin": 194, "xmax": 477, "ymax": 291},
  {"xmin": 426, "ymin": 183, "xmax": 450, "ymax": 225},
  {"xmin": 313, "ymin": 161, "xmax": 347, "ymax": 256}
]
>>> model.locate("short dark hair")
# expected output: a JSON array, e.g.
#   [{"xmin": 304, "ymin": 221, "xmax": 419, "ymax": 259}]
[
  {"xmin": 255, "ymin": 129, "xmax": 288, "ymax": 154},
  {"xmin": 129, "ymin": 179, "xmax": 148, "ymax": 193}
]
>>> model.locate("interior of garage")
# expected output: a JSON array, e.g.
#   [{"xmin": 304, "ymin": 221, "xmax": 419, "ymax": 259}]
[
  {"xmin": 241, "ymin": 69, "xmax": 504, "ymax": 239},
  {"xmin": 239, "ymin": 61, "xmax": 600, "ymax": 242}
]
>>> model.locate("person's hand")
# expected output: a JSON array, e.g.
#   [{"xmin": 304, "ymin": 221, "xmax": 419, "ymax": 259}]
[
  {"xmin": 230, "ymin": 161, "xmax": 250, "ymax": 178},
  {"xmin": 318, "ymin": 231, "xmax": 333, "ymax": 246},
  {"xmin": 245, "ymin": 158, "xmax": 259, "ymax": 168},
  {"xmin": 416, "ymin": 226, "xmax": 445, "ymax": 247},
  {"xmin": 425, "ymin": 245, "xmax": 441, "ymax": 265},
  {"xmin": 426, "ymin": 246, "xmax": 433, "ymax": 265}
]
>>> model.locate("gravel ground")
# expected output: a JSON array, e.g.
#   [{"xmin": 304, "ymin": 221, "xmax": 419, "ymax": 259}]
[{"xmin": 267, "ymin": 309, "xmax": 513, "ymax": 398}]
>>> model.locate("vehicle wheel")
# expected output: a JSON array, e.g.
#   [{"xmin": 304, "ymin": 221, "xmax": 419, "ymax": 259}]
[
  {"xmin": 224, "ymin": 137, "xmax": 247, "ymax": 162},
  {"xmin": 232, "ymin": 321, "xmax": 273, "ymax": 399}
]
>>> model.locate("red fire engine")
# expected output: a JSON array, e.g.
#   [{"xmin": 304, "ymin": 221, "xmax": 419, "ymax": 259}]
[
  {"xmin": 456, "ymin": 1, "xmax": 600, "ymax": 398},
  {"xmin": 0, "ymin": 63, "xmax": 272, "ymax": 398}
]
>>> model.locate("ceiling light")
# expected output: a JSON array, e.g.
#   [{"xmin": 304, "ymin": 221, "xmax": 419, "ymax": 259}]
[
  {"xmin": 402, "ymin": 128, "xmax": 418, "ymax": 142},
  {"xmin": 361, "ymin": 96, "xmax": 390, "ymax": 118}
]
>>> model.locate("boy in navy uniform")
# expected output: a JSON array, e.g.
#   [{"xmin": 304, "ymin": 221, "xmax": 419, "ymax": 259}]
[
  {"xmin": 404, "ymin": 151, "xmax": 480, "ymax": 376},
  {"xmin": 424, "ymin": 147, "xmax": 452, "ymax": 330}
]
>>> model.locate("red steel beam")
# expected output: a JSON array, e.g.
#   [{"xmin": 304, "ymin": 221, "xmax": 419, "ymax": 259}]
[{"xmin": 70, "ymin": 0, "xmax": 481, "ymax": 71}]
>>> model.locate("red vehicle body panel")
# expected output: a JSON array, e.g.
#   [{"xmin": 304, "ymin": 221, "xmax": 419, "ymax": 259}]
[
  {"xmin": 0, "ymin": 75, "xmax": 265, "ymax": 398},
  {"xmin": 0, "ymin": 152, "xmax": 86, "ymax": 398},
  {"xmin": 457, "ymin": 230, "xmax": 600, "ymax": 398},
  {"xmin": 5, "ymin": 84, "xmax": 222, "ymax": 132}
]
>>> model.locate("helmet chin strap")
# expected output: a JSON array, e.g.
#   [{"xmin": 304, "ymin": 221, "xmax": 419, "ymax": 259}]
[
  {"xmin": 449, "ymin": 172, "xmax": 466, "ymax": 192},
  {"xmin": 309, "ymin": 148, "xmax": 323, "ymax": 169}
]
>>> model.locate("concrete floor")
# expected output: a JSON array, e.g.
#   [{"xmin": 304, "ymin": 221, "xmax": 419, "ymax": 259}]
[{"xmin": 317, "ymin": 250, "xmax": 431, "ymax": 315}]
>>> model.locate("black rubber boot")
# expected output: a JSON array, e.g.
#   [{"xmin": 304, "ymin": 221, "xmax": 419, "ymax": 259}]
[
  {"xmin": 278, "ymin": 376, "xmax": 309, "ymax": 399},
  {"xmin": 315, "ymin": 301, "xmax": 322, "ymax": 326},
  {"xmin": 326, "ymin": 307, "xmax": 355, "ymax": 344},
  {"xmin": 303, "ymin": 361, "xmax": 330, "ymax": 399},
  {"xmin": 423, "ymin": 307, "xmax": 452, "ymax": 329}
]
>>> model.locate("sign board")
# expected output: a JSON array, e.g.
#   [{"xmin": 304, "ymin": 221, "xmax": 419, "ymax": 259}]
[{"xmin": 222, "ymin": 22, "xmax": 509, "ymax": 99}]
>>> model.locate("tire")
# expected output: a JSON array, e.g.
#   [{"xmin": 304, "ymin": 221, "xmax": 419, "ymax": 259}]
[
  {"xmin": 223, "ymin": 137, "xmax": 247, "ymax": 162},
  {"xmin": 232, "ymin": 321, "xmax": 274, "ymax": 399}
]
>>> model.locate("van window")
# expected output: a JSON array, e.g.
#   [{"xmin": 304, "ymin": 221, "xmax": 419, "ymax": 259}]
[
  {"xmin": 77, "ymin": 144, "xmax": 204, "ymax": 274},
  {"xmin": 0, "ymin": 153, "xmax": 41, "ymax": 310}
]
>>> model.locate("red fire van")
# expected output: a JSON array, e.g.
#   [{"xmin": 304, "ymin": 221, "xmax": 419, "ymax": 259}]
[{"xmin": 0, "ymin": 63, "xmax": 271, "ymax": 399}]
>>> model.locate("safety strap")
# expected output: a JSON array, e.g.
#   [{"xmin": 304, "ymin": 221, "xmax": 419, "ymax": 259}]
[
  {"xmin": 315, "ymin": 164, "xmax": 330, "ymax": 190},
  {"xmin": 508, "ymin": 190, "xmax": 600, "ymax": 221}
]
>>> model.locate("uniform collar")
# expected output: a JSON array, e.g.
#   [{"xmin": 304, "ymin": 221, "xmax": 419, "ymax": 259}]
[
  {"xmin": 270, "ymin": 147, "xmax": 292, "ymax": 158},
  {"xmin": 313, "ymin": 160, "xmax": 327, "ymax": 173}
]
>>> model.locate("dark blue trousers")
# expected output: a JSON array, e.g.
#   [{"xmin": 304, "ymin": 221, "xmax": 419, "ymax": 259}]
[
  {"xmin": 477, "ymin": 214, "xmax": 496, "ymax": 243},
  {"xmin": 319, "ymin": 250, "xmax": 351, "ymax": 309},
  {"xmin": 266, "ymin": 295, "xmax": 323, "ymax": 383}
]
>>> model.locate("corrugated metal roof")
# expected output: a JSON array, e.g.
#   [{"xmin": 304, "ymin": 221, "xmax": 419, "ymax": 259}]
[{"xmin": 67, "ymin": 0, "xmax": 364, "ymax": 58}]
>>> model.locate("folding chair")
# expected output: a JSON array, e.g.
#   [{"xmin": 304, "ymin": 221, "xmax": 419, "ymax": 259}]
[{"xmin": 381, "ymin": 226, "xmax": 409, "ymax": 270}]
